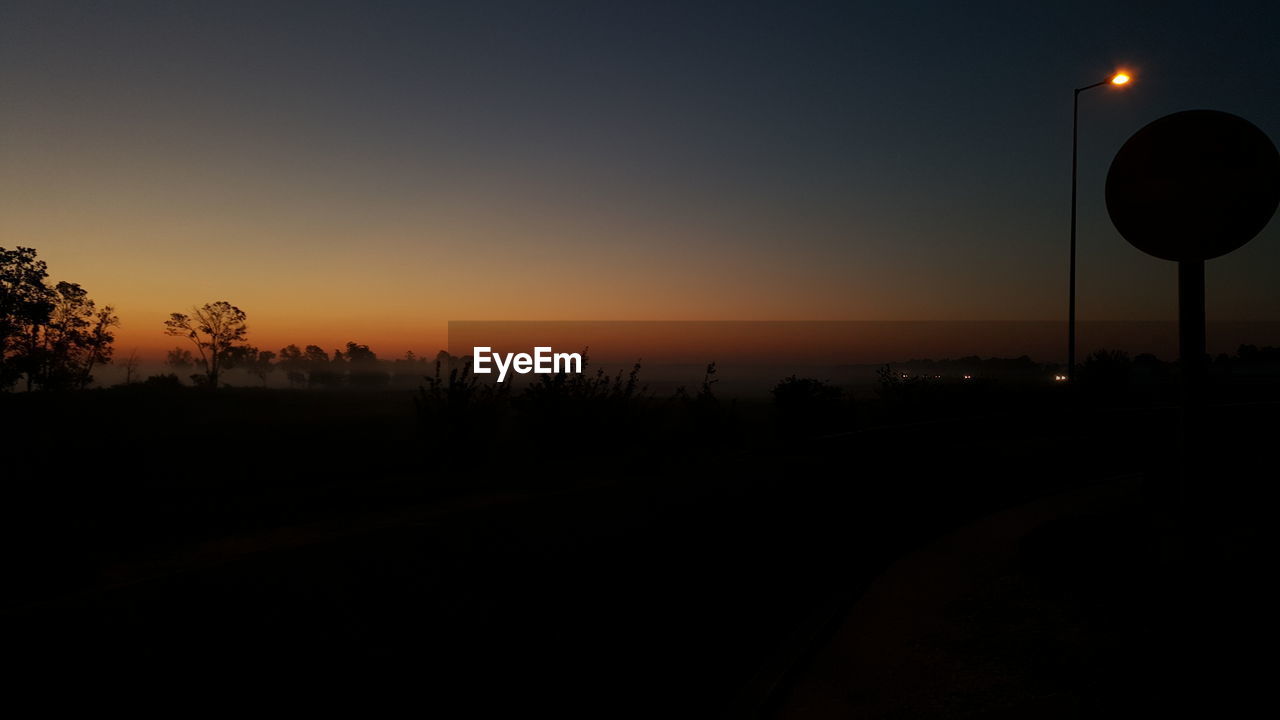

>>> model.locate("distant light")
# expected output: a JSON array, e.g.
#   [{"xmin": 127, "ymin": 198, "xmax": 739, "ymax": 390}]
[
  {"xmin": 1111, "ymin": 73, "xmax": 1131, "ymax": 85},
  {"xmin": 963, "ymin": 374, "xmax": 972, "ymax": 380},
  {"xmin": 1053, "ymin": 374, "xmax": 1068, "ymax": 382}
]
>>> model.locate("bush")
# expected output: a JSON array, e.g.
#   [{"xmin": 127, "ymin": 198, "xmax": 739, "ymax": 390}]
[
  {"xmin": 772, "ymin": 375, "xmax": 849, "ymax": 439},
  {"xmin": 1079, "ymin": 349, "xmax": 1132, "ymax": 401},
  {"xmin": 142, "ymin": 373, "xmax": 184, "ymax": 389}
]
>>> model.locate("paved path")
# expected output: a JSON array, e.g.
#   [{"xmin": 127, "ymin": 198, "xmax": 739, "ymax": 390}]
[{"xmin": 767, "ymin": 475, "xmax": 1142, "ymax": 719}]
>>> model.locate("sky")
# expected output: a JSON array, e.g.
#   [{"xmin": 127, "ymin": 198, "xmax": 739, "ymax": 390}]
[{"xmin": 2, "ymin": 1, "xmax": 1278, "ymax": 359}]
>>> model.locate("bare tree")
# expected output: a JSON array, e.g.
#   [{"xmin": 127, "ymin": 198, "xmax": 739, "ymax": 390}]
[
  {"xmin": 122, "ymin": 349, "xmax": 140, "ymax": 385},
  {"xmin": 163, "ymin": 301, "xmax": 249, "ymax": 388}
]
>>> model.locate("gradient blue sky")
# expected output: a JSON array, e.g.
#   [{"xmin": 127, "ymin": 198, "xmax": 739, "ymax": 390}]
[{"xmin": 2, "ymin": 1, "xmax": 1277, "ymax": 355}]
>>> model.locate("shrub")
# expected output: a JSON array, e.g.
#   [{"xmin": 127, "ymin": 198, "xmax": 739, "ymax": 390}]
[{"xmin": 772, "ymin": 375, "xmax": 849, "ymax": 439}]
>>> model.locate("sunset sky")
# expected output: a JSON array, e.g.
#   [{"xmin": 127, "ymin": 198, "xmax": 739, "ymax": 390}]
[{"xmin": 2, "ymin": 1, "xmax": 1278, "ymax": 359}]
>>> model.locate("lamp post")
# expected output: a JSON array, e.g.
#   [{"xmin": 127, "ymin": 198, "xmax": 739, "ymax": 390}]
[{"xmin": 1068, "ymin": 71, "xmax": 1131, "ymax": 383}]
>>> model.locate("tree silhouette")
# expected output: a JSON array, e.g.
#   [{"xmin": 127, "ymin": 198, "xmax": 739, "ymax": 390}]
[
  {"xmin": 121, "ymin": 349, "xmax": 140, "ymax": 385},
  {"xmin": 80, "ymin": 302, "xmax": 120, "ymax": 388},
  {"xmin": 34, "ymin": 281, "xmax": 120, "ymax": 389},
  {"xmin": 342, "ymin": 341, "xmax": 388, "ymax": 387},
  {"xmin": 302, "ymin": 345, "xmax": 341, "ymax": 388},
  {"xmin": 163, "ymin": 301, "xmax": 249, "ymax": 388},
  {"xmin": 277, "ymin": 344, "xmax": 307, "ymax": 388},
  {"xmin": 1, "ymin": 246, "xmax": 54, "ymax": 390},
  {"xmin": 241, "ymin": 347, "xmax": 277, "ymax": 387},
  {"xmin": 2, "ymin": 247, "xmax": 116, "ymax": 390},
  {"xmin": 165, "ymin": 347, "xmax": 195, "ymax": 378}
]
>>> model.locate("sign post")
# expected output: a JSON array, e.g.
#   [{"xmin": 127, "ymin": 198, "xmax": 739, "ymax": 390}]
[{"xmin": 1105, "ymin": 109, "xmax": 1279, "ymax": 501}]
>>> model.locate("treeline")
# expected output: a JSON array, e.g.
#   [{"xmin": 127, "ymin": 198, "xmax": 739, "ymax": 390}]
[
  {"xmin": 10, "ymin": 246, "xmax": 1280, "ymax": 394},
  {"xmin": 158, "ymin": 298, "xmax": 450, "ymax": 389},
  {"xmin": 1074, "ymin": 347, "xmax": 1280, "ymax": 390},
  {"xmin": 880, "ymin": 354, "xmax": 1049, "ymax": 382},
  {"xmin": 1, "ymin": 246, "xmax": 118, "ymax": 391},
  {"xmin": 881, "ymin": 347, "xmax": 1280, "ymax": 384},
  {"xmin": 2, "ymin": 247, "xmax": 441, "ymax": 392},
  {"xmin": 162, "ymin": 340, "xmax": 450, "ymax": 389}
]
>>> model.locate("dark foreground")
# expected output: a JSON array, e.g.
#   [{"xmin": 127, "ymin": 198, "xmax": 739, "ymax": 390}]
[{"xmin": 0, "ymin": 383, "xmax": 1274, "ymax": 714}]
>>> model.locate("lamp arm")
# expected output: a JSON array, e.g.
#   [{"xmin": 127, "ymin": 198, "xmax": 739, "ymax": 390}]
[{"xmin": 1075, "ymin": 79, "xmax": 1111, "ymax": 93}]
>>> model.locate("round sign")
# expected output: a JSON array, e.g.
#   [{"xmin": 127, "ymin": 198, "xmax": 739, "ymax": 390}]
[{"xmin": 1105, "ymin": 109, "xmax": 1280, "ymax": 262}]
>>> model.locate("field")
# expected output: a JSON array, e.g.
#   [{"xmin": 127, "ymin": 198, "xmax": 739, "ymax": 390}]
[{"xmin": 1, "ymin": 373, "xmax": 1275, "ymax": 712}]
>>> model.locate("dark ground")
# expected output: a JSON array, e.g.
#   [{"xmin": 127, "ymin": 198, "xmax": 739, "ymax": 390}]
[{"xmin": 0, "ymin": 380, "xmax": 1273, "ymax": 713}]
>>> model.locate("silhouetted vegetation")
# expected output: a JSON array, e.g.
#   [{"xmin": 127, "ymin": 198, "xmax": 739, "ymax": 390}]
[
  {"xmin": 8, "ymin": 248, "xmax": 1280, "ymax": 715},
  {"xmin": 414, "ymin": 351, "xmax": 507, "ymax": 453},
  {"xmin": 163, "ymin": 301, "xmax": 250, "ymax": 388},
  {"xmin": 3, "ymin": 321, "xmax": 1277, "ymax": 713},
  {"xmin": 411, "ymin": 353, "xmax": 746, "ymax": 459},
  {"xmin": 142, "ymin": 372, "xmax": 184, "ymax": 389},
  {"xmin": 1075, "ymin": 348, "xmax": 1131, "ymax": 405},
  {"xmin": 772, "ymin": 375, "xmax": 851, "ymax": 439},
  {"xmin": 1, "ymin": 246, "xmax": 118, "ymax": 391},
  {"xmin": 516, "ymin": 354, "xmax": 649, "ymax": 445},
  {"xmin": 241, "ymin": 347, "xmax": 277, "ymax": 387}
]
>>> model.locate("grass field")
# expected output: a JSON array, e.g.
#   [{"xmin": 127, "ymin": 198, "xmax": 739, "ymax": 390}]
[{"xmin": 1, "ymin": 375, "xmax": 1274, "ymax": 711}]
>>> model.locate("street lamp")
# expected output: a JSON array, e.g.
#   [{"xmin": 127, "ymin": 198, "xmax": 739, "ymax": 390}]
[{"xmin": 1068, "ymin": 70, "xmax": 1132, "ymax": 383}]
